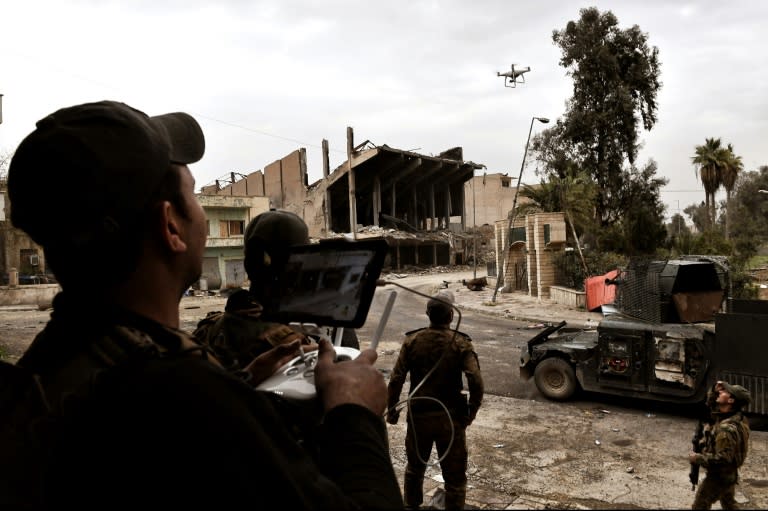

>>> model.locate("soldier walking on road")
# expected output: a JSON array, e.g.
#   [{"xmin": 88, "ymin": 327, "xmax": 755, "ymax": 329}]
[
  {"xmin": 689, "ymin": 380, "xmax": 751, "ymax": 510},
  {"xmin": 387, "ymin": 291, "xmax": 484, "ymax": 510}
]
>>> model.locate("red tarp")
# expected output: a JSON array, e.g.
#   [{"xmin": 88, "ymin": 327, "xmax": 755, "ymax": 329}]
[{"xmin": 585, "ymin": 269, "xmax": 618, "ymax": 312}]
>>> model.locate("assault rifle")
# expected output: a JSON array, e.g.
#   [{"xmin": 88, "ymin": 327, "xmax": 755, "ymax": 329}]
[{"xmin": 689, "ymin": 419, "xmax": 705, "ymax": 491}]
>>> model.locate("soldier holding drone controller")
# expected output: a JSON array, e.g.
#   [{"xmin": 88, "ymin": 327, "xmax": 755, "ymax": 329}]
[{"xmin": 2, "ymin": 100, "xmax": 402, "ymax": 510}]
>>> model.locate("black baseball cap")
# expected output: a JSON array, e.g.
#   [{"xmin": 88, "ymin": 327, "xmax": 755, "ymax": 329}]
[{"xmin": 8, "ymin": 100, "xmax": 205, "ymax": 247}]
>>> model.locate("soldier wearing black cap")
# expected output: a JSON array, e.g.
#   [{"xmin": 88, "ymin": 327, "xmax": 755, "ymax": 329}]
[
  {"xmin": 4, "ymin": 101, "xmax": 402, "ymax": 510},
  {"xmin": 386, "ymin": 291, "xmax": 484, "ymax": 510},
  {"xmin": 689, "ymin": 380, "xmax": 752, "ymax": 509}
]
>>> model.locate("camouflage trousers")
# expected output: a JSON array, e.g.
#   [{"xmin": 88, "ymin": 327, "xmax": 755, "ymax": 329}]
[
  {"xmin": 403, "ymin": 412, "xmax": 467, "ymax": 511},
  {"xmin": 692, "ymin": 471, "xmax": 739, "ymax": 510}
]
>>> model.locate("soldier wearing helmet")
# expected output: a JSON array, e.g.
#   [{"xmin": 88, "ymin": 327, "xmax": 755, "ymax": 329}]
[
  {"xmin": 690, "ymin": 380, "xmax": 752, "ymax": 509},
  {"xmin": 193, "ymin": 209, "xmax": 316, "ymax": 371}
]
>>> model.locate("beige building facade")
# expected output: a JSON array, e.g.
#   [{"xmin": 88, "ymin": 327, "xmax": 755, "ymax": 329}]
[
  {"xmin": 464, "ymin": 173, "xmax": 534, "ymax": 228},
  {"xmin": 197, "ymin": 194, "xmax": 270, "ymax": 290},
  {"xmin": 495, "ymin": 212, "xmax": 567, "ymax": 300}
]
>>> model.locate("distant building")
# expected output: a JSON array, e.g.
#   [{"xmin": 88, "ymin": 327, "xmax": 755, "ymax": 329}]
[
  {"xmin": 464, "ymin": 173, "xmax": 533, "ymax": 228},
  {"xmin": 200, "ymin": 129, "xmax": 486, "ymax": 272},
  {"xmin": 196, "ymin": 194, "xmax": 270, "ymax": 290},
  {"xmin": 494, "ymin": 212, "xmax": 567, "ymax": 299},
  {"xmin": 0, "ymin": 179, "xmax": 48, "ymax": 285}
]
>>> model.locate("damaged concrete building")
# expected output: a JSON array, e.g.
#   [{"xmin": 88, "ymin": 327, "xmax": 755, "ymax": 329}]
[
  {"xmin": 199, "ymin": 127, "xmax": 486, "ymax": 281},
  {"xmin": 0, "ymin": 179, "xmax": 49, "ymax": 285},
  {"xmin": 494, "ymin": 212, "xmax": 569, "ymax": 301}
]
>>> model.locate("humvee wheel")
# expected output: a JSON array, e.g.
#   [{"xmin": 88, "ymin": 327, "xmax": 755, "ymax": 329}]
[{"xmin": 533, "ymin": 357, "xmax": 577, "ymax": 401}]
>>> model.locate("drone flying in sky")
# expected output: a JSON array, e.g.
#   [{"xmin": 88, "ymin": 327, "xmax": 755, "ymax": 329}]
[{"xmin": 497, "ymin": 64, "xmax": 530, "ymax": 88}]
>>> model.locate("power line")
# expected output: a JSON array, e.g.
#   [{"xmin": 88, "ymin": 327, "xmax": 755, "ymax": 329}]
[
  {"xmin": 4, "ymin": 49, "xmax": 349, "ymax": 156},
  {"xmin": 190, "ymin": 112, "xmax": 347, "ymax": 155}
]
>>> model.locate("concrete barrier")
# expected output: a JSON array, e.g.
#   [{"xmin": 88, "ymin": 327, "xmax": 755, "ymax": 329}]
[
  {"xmin": 549, "ymin": 285, "xmax": 586, "ymax": 309},
  {"xmin": 0, "ymin": 284, "xmax": 61, "ymax": 307}
]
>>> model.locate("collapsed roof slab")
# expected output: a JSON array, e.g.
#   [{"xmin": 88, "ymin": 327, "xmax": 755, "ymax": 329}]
[{"xmin": 319, "ymin": 144, "xmax": 484, "ymax": 234}]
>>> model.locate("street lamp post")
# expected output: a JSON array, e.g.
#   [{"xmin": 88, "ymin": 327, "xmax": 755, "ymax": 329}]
[
  {"xmin": 472, "ymin": 175, "xmax": 477, "ymax": 278},
  {"xmin": 493, "ymin": 115, "xmax": 549, "ymax": 302},
  {"xmin": 509, "ymin": 116, "xmax": 549, "ymax": 223}
]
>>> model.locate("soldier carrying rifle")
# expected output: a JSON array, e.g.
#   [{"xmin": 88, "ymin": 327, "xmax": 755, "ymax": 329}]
[{"xmin": 688, "ymin": 381, "xmax": 751, "ymax": 510}]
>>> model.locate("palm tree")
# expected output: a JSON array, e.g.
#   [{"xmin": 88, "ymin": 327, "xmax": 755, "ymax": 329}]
[
  {"xmin": 519, "ymin": 170, "xmax": 596, "ymax": 274},
  {"xmin": 691, "ymin": 137, "xmax": 727, "ymax": 229},
  {"xmin": 720, "ymin": 143, "xmax": 743, "ymax": 239}
]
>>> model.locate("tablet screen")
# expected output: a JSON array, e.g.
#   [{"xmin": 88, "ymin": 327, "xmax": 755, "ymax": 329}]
[{"xmin": 268, "ymin": 239, "xmax": 389, "ymax": 328}]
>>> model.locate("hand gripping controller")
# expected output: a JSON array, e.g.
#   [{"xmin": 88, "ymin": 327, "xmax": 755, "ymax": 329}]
[
  {"xmin": 255, "ymin": 289, "xmax": 398, "ymax": 400},
  {"xmin": 255, "ymin": 346, "xmax": 361, "ymax": 400}
]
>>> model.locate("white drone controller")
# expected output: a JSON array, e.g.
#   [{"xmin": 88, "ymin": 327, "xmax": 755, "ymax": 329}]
[
  {"xmin": 255, "ymin": 345, "xmax": 361, "ymax": 400},
  {"xmin": 255, "ymin": 290, "xmax": 398, "ymax": 400}
]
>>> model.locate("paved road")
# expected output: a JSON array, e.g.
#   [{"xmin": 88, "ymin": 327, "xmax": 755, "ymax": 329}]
[
  {"xmin": 355, "ymin": 271, "xmax": 768, "ymax": 510},
  {"xmin": 355, "ymin": 274, "xmax": 540, "ymax": 398}
]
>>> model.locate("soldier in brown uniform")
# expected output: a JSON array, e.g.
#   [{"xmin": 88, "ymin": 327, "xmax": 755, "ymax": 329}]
[
  {"xmin": 387, "ymin": 291, "xmax": 484, "ymax": 510},
  {"xmin": 193, "ymin": 210, "xmax": 314, "ymax": 370},
  {"xmin": 689, "ymin": 381, "xmax": 751, "ymax": 510}
]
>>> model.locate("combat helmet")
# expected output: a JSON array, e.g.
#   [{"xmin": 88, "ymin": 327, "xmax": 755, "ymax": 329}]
[{"xmin": 243, "ymin": 209, "xmax": 309, "ymax": 283}]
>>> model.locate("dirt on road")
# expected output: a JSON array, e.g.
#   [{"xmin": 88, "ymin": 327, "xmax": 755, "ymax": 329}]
[{"xmin": 2, "ymin": 275, "xmax": 767, "ymax": 509}]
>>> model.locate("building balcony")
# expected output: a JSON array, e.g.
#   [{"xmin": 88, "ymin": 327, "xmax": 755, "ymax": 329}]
[{"xmin": 205, "ymin": 236, "xmax": 245, "ymax": 249}]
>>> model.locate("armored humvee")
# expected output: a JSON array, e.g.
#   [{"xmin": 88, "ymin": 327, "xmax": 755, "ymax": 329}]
[{"xmin": 519, "ymin": 257, "xmax": 768, "ymax": 418}]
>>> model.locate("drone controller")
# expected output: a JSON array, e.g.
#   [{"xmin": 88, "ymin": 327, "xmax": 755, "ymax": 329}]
[
  {"xmin": 255, "ymin": 290, "xmax": 398, "ymax": 400},
  {"xmin": 255, "ymin": 345, "xmax": 361, "ymax": 400}
]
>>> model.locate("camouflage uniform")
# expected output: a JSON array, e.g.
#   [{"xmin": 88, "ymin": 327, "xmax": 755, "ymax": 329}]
[
  {"xmin": 691, "ymin": 410, "xmax": 750, "ymax": 510},
  {"xmin": 193, "ymin": 290, "xmax": 309, "ymax": 371},
  {"xmin": 387, "ymin": 326, "xmax": 484, "ymax": 510}
]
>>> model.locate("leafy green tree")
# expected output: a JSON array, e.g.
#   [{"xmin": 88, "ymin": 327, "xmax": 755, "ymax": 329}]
[
  {"xmin": 550, "ymin": 7, "xmax": 661, "ymax": 227},
  {"xmin": 727, "ymin": 165, "xmax": 768, "ymax": 264},
  {"xmin": 667, "ymin": 213, "xmax": 690, "ymax": 238},
  {"xmin": 666, "ymin": 213, "xmax": 694, "ymax": 255},
  {"xmin": 720, "ymin": 143, "xmax": 744, "ymax": 239},
  {"xmin": 596, "ymin": 160, "xmax": 668, "ymax": 254},
  {"xmin": 683, "ymin": 202, "xmax": 709, "ymax": 233},
  {"xmin": 519, "ymin": 168, "xmax": 597, "ymax": 273}
]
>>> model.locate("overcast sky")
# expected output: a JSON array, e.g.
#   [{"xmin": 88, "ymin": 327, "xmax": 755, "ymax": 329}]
[{"xmin": 1, "ymin": 1, "xmax": 766, "ymax": 221}]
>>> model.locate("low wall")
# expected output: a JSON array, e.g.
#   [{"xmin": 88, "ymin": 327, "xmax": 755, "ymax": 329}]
[
  {"xmin": 549, "ymin": 285, "xmax": 586, "ymax": 309},
  {"xmin": 0, "ymin": 284, "xmax": 61, "ymax": 307}
]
